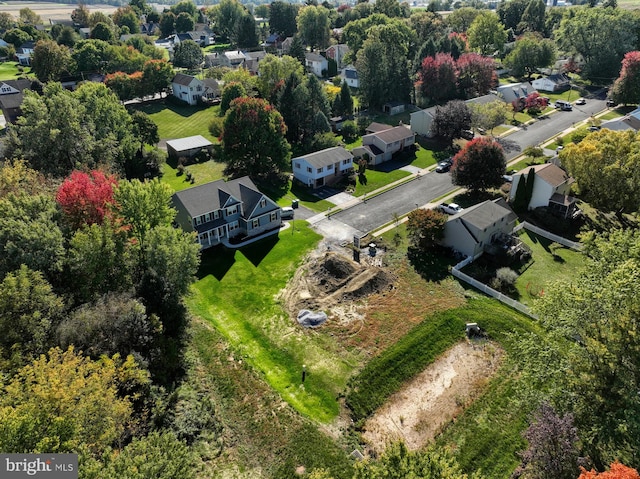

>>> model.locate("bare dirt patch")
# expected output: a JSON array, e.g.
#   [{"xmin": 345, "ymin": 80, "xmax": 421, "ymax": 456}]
[{"xmin": 362, "ymin": 341, "xmax": 504, "ymax": 455}]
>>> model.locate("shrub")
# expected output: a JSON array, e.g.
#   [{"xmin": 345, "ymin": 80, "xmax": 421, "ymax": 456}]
[
  {"xmin": 341, "ymin": 121, "xmax": 358, "ymax": 143},
  {"xmin": 491, "ymin": 267, "xmax": 519, "ymax": 293},
  {"xmin": 176, "ymin": 164, "xmax": 185, "ymax": 176},
  {"xmin": 209, "ymin": 116, "xmax": 224, "ymax": 137},
  {"xmin": 571, "ymin": 129, "xmax": 588, "ymax": 144}
]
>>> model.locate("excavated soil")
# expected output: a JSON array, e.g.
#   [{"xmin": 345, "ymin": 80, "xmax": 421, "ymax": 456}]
[{"xmin": 362, "ymin": 341, "xmax": 504, "ymax": 455}]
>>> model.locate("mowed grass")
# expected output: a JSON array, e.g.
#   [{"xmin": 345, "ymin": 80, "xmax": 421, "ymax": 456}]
[
  {"xmin": 354, "ymin": 168, "xmax": 412, "ymax": 196},
  {"xmin": 0, "ymin": 62, "xmax": 31, "ymax": 80},
  {"xmin": 187, "ymin": 222, "xmax": 357, "ymax": 423},
  {"xmin": 130, "ymin": 101, "xmax": 219, "ymax": 141},
  {"xmin": 161, "ymin": 160, "xmax": 226, "ymax": 192},
  {"xmin": 514, "ymin": 230, "xmax": 584, "ymax": 305}
]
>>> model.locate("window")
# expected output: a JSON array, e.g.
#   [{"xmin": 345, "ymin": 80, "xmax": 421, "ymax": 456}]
[
  {"xmin": 252, "ymin": 219, "xmax": 259, "ymax": 228},
  {"xmin": 227, "ymin": 206, "xmax": 238, "ymax": 216},
  {"xmin": 270, "ymin": 212, "xmax": 277, "ymax": 222},
  {"xmin": 260, "ymin": 198, "xmax": 266, "ymax": 208},
  {"xmin": 343, "ymin": 159, "xmax": 350, "ymax": 165},
  {"xmin": 327, "ymin": 164, "xmax": 333, "ymax": 170},
  {"xmin": 214, "ymin": 211, "xmax": 220, "ymax": 219},
  {"xmin": 295, "ymin": 162, "xmax": 301, "ymax": 169},
  {"xmin": 307, "ymin": 167, "xmax": 312, "ymax": 173},
  {"xmin": 228, "ymin": 221, "xmax": 239, "ymax": 232}
]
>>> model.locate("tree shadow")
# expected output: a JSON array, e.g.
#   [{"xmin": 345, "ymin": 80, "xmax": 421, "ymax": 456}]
[
  {"xmin": 496, "ymin": 137, "xmax": 522, "ymax": 154},
  {"xmin": 451, "ymin": 190, "xmax": 496, "ymax": 208},
  {"xmin": 407, "ymin": 246, "xmax": 455, "ymax": 282},
  {"xmin": 240, "ymin": 235, "xmax": 280, "ymax": 267},
  {"xmin": 197, "ymin": 245, "xmax": 236, "ymax": 281}
]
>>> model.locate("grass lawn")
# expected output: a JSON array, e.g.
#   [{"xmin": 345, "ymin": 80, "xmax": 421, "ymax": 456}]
[
  {"xmin": 0, "ymin": 61, "xmax": 31, "ymax": 81},
  {"xmin": 513, "ymin": 230, "xmax": 584, "ymax": 305},
  {"xmin": 261, "ymin": 179, "xmax": 336, "ymax": 212},
  {"xmin": 354, "ymin": 168, "xmax": 411, "ymax": 196},
  {"xmin": 129, "ymin": 101, "xmax": 220, "ymax": 141},
  {"xmin": 187, "ymin": 223, "xmax": 358, "ymax": 423},
  {"xmin": 160, "ymin": 160, "xmax": 226, "ymax": 192}
]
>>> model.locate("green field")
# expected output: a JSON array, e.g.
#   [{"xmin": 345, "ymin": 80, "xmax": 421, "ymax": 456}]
[
  {"xmin": 354, "ymin": 168, "xmax": 412, "ymax": 196},
  {"xmin": 160, "ymin": 160, "xmax": 226, "ymax": 192},
  {"xmin": 0, "ymin": 61, "xmax": 31, "ymax": 81},
  {"xmin": 187, "ymin": 222, "xmax": 358, "ymax": 423},
  {"xmin": 130, "ymin": 101, "xmax": 219, "ymax": 141}
]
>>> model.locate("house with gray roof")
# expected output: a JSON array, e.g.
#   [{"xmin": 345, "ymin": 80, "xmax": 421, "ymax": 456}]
[
  {"xmin": 354, "ymin": 125, "xmax": 415, "ymax": 166},
  {"xmin": 171, "ymin": 73, "xmax": 204, "ymax": 105},
  {"xmin": 166, "ymin": 135, "xmax": 214, "ymax": 160},
  {"xmin": 340, "ymin": 65, "xmax": 359, "ymax": 88},
  {"xmin": 292, "ymin": 146, "xmax": 354, "ymax": 188},
  {"xmin": 442, "ymin": 199, "xmax": 518, "ymax": 259},
  {"xmin": 510, "ymin": 163, "xmax": 577, "ymax": 218},
  {"xmin": 496, "ymin": 82, "xmax": 537, "ymax": 104},
  {"xmin": 172, "ymin": 176, "xmax": 281, "ymax": 249},
  {"xmin": 600, "ymin": 106, "xmax": 640, "ymax": 132},
  {"xmin": 0, "ymin": 79, "xmax": 32, "ymax": 124},
  {"xmin": 305, "ymin": 51, "xmax": 328, "ymax": 77}
]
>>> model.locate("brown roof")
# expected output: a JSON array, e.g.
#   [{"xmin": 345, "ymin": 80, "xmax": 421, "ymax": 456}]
[{"xmin": 528, "ymin": 163, "xmax": 572, "ymax": 188}]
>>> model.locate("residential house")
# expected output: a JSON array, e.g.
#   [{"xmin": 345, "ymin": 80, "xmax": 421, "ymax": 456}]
[
  {"xmin": 305, "ymin": 52, "xmax": 328, "ymax": 77},
  {"xmin": 353, "ymin": 125, "xmax": 415, "ymax": 166},
  {"xmin": 0, "ymin": 79, "xmax": 32, "ymax": 124},
  {"xmin": 600, "ymin": 106, "xmax": 640, "ymax": 132},
  {"xmin": 244, "ymin": 50, "xmax": 267, "ymax": 75},
  {"xmin": 531, "ymin": 73, "xmax": 570, "ymax": 92},
  {"xmin": 340, "ymin": 65, "xmax": 359, "ymax": 88},
  {"xmin": 15, "ymin": 41, "xmax": 35, "ymax": 66},
  {"xmin": 223, "ymin": 50, "xmax": 247, "ymax": 68},
  {"xmin": 325, "ymin": 44, "xmax": 350, "ymax": 69},
  {"xmin": 365, "ymin": 122, "xmax": 393, "ymax": 135},
  {"xmin": 204, "ymin": 52, "xmax": 224, "ymax": 68},
  {"xmin": 172, "ymin": 176, "xmax": 281, "ymax": 250},
  {"xmin": 171, "ymin": 73, "xmax": 204, "ymax": 106},
  {"xmin": 509, "ymin": 163, "xmax": 577, "ymax": 218},
  {"xmin": 410, "ymin": 106, "xmax": 437, "ymax": 138},
  {"xmin": 496, "ymin": 82, "xmax": 537, "ymax": 104},
  {"xmin": 264, "ymin": 33, "xmax": 285, "ymax": 50},
  {"xmin": 201, "ymin": 78, "xmax": 221, "ymax": 103},
  {"xmin": 78, "ymin": 27, "xmax": 91, "ymax": 39},
  {"xmin": 280, "ymin": 36, "xmax": 293, "ymax": 54},
  {"xmin": 292, "ymin": 146, "xmax": 354, "ymax": 188},
  {"xmin": 442, "ymin": 199, "xmax": 518, "ymax": 259},
  {"xmin": 383, "ymin": 101, "xmax": 405, "ymax": 115},
  {"xmin": 166, "ymin": 135, "xmax": 214, "ymax": 160}
]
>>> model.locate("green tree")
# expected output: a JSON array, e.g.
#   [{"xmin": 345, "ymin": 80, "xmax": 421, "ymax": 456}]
[
  {"xmin": 468, "ymin": 99, "xmax": 508, "ymax": 135},
  {"xmin": 220, "ymin": 81, "xmax": 246, "ymax": 115},
  {"xmin": 446, "ymin": 7, "xmax": 481, "ymax": 32},
  {"xmin": 0, "ymin": 193, "xmax": 65, "ymax": 280},
  {"xmin": 57, "ymin": 293, "xmax": 160, "ymax": 361},
  {"xmin": 91, "ymin": 22, "xmax": 115, "ymax": 42},
  {"xmin": 287, "ymin": 34, "xmax": 306, "ymax": 65},
  {"xmin": 339, "ymin": 80, "xmax": 354, "ymax": 116},
  {"xmin": 511, "ymin": 171, "xmax": 528, "ymax": 212},
  {"xmin": 170, "ymin": 0, "xmax": 198, "ymax": 19},
  {"xmin": 269, "ymin": 1, "xmax": 299, "ymax": 37},
  {"xmin": 467, "ymin": 11, "xmax": 507, "ymax": 55},
  {"xmin": 172, "ymin": 39, "xmax": 203, "ymax": 69},
  {"xmin": 112, "ymin": 179, "xmax": 176, "ymax": 249},
  {"xmin": 504, "ymin": 33, "xmax": 556, "ymax": 80},
  {"xmin": 131, "ymin": 110, "xmax": 159, "ymax": 153},
  {"xmin": 31, "ymin": 40, "xmax": 71, "ymax": 82},
  {"xmin": 113, "ymin": 6, "xmax": 140, "ymax": 34},
  {"xmin": 560, "ymin": 129, "xmax": 640, "ymax": 213},
  {"xmin": 497, "ymin": 0, "xmax": 529, "ymax": 32},
  {"xmin": 159, "ymin": 11, "xmax": 176, "ymax": 38},
  {"xmin": 406, "ymin": 208, "xmax": 447, "ymax": 251},
  {"xmin": 4, "ymin": 28, "xmax": 32, "ymax": 49},
  {"xmin": 0, "ymin": 347, "xmax": 142, "ymax": 454},
  {"xmin": 222, "ymin": 97, "xmax": 291, "ymax": 184},
  {"xmin": 297, "ymin": 5, "xmax": 330, "ymax": 50},
  {"xmin": 208, "ymin": 0, "xmax": 245, "ymax": 41},
  {"xmin": 524, "ymin": 166, "xmax": 536, "ymax": 206},
  {"xmin": 94, "ymin": 431, "xmax": 196, "ymax": 479},
  {"xmin": 374, "ymin": 0, "xmax": 402, "ymax": 18},
  {"xmin": 19, "ymin": 7, "xmax": 41, "ymax": 25},
  {"xmin": 141, "ymin": 59, "xmax": 174, "ymax": 96},
  {"xmin": 71, "ymin": 5, "xmax": 90, "ymax": 27},
  {"xmin": 556, "ymin": 7, "xmax": 638, "ymax": 81},
  {"xmin": 0, "ymin": 12, "xmax": 15, "ymax": 30},
  {"xmin": 72, "ymin": 39, "xmax": 109, "ymax": 73},
  {"xmin": 66, "ymin": 220, "xmax": 133, "ymax": 304},
  {"xmin": 0, "ymin": 265, "xmax": 64, "ymax": 363},
  {"xmin": 519, "ymin": 0, "xmax": 546, "ymax": 33},
  {"xmin": 235, "ymin": 13, "xmax": 258, "ymax": 48},
  {"xmin": 451, "ymin": 136, "xmax": 506, "ymax": 191},
  {"xmin": 257, "ymin": 53, "xmax": 304, "ymax": 98},
  {"xmin": 175, "ymin": 12, "xmax": 195, "ymax": 33}
]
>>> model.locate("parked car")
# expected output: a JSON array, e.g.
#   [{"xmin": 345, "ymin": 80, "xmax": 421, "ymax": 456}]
[
  {"xmin": 281, "ymin": 207, "xmax": 294, "ymax": 220},
  {"xmin": 555, "ymin": 100, "xmax": 572, "ymax": 111},
  {"xmin": 502, "ymin": 174, "xmax": 513, "ymax": 183},
  {"xmin": 435, "ymin": 158, "xmax": 453, "ymax": 173},
  {"xmin": 439, "ymin": 203, "xmax": 464, "ymax": 215},
  {"xmin": 575, "ymin": 97, "xmax": 586, "ymax": 105},
  {"xmin": 588, "ymin": 125, "xmax": 601, "ymax": 132},
  {"xmin": 461, "ymin": 129, "xmax": 474, "ymax": 140},
  {"xmin": 606, "ymin": 98, "xmax": 616, "ymax": 107}
]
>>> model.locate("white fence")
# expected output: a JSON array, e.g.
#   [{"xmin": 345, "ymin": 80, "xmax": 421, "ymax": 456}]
[
  {"xmin": 451, "ymin": 222, "xmax": 582, "ymax": 318},
  {"xmin": 513, "ymin": 221, "xmax": 583, "ymax": 251}
]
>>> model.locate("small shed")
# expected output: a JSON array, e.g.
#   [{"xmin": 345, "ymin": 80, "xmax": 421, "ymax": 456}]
[
  {"xmin": 383, "ymin": 101, "xmax": 405, "ymax": 116},
  {"xmin": 166, "ymin": 135, "xmax": 214, "ymax": 160}
]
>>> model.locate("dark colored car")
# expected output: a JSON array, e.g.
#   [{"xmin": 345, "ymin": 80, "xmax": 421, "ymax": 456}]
[
  {"xmin": 606, "ymin": 99, "xmax": 616, "ymax": 107},
  {"xmin": 435, "ymin": 158, "xmax": 453, "ymax": 173}
]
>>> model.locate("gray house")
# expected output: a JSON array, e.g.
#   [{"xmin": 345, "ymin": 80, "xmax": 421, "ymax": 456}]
[
  {"xmin": 442, "ymin": 199, "xmax": 517, "ymax": 259},
  {"xmin": 172, "ymin": 176, "xmax": 281, "ymax": 249}
]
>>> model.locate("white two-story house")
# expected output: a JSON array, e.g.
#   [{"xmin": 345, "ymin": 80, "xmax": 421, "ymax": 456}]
[
  {"xmin": 292, "ymin": 146, "xmax": 354, "ymax": 188},
  {"xmin": 171, "ymin": 73, "xmax": 204, "ymax": 106}
]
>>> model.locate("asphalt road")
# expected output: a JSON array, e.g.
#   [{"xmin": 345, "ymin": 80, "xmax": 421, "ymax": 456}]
[{"xmin": 329, "ymin": 96, "xmax": 609, "ymax": 235}]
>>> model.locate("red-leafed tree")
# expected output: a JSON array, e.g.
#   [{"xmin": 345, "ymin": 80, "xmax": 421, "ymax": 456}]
[
  {"xmin": 611, "ymin": 51, "xmax": 640, "ymax": 106},
  {"xmin": 56, "ymin": 170, "xmax": 118, "ymax": 229},
  {"xmin": 524, "ymin": 91, "xmax": 548, "ymax": 114},
  {"xmin": 456, "ymin": 52, "xmax": 496, "ymax": 99},
  {"xmin": 406, "ymin": 208, "xmax": 447, "ymax": 252},
  {"xmin": 416, "ymin": 52, "xmax": 458, "ymax": 103},
  {"xmin": 578, "ymin": 463, "xmax": 640, "ymax": 479},
  {"xmin": 105, "ymin": 71, "xmax": 142, "ymax": 102},
  {"xmin": 451, "ymin": 136, "xmax": 506, "ymax": 191}
]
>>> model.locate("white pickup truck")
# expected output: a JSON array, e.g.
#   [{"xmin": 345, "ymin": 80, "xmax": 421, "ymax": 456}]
[{"xmin": 439, "ymin": 203, "xmax": 464, "ymax": 215}]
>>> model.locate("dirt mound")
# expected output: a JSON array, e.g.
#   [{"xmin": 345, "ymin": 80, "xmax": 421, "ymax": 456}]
[{"xmin": 279, "ymin": 248, "xmax": 395, "ymax": 328}]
